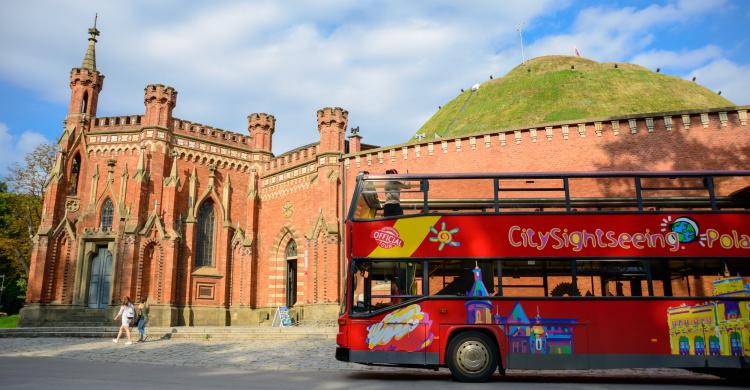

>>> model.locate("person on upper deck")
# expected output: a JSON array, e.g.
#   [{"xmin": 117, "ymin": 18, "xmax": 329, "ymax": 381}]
[{"xmin": 383, "ymin": 169, "xmax": 410, "ymax": 217}]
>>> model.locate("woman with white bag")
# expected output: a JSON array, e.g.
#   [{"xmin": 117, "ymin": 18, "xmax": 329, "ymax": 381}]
[{"xmin": 113, "ymin": 296, "xmax": 135, "ymax": 345}]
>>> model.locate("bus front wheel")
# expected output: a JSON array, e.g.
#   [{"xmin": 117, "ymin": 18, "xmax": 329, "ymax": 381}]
[{"xmin": 446, "ymin": 331, "xmax": 499, "ymax": 382}]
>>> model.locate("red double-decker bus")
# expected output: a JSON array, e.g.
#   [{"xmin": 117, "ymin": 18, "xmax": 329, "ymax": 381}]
[{"xmin": 335, "ymin": 171, "xmax": 750, "ymax": 382}]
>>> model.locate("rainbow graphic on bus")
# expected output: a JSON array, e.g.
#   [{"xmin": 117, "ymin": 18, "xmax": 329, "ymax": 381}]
[{"xmin": 366, "ymin": 304, "xmax": 435, "ymax": 352}]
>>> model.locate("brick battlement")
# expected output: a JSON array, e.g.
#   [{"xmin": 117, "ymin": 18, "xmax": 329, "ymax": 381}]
[
  {"xmin": 343, "ymin": 106, "xmax": 750, "ymax": 169},
  {"xmin": 173, "ymin": 118, "xmax": 252, "ymax": 149},
  {"xmin": 144, "ymin": 84, "xmax": 177, "ymax": 100},
  {"xmin": 93, "ymin": 115, "xmax": 143, "ymax": 128},
  {"xmin": 91, "ymin": 116, "xmax": 254, "ymax": 151},
  {"xmin": 316, "ymin": 107, "xmax": 348, "ymax": 130},
  {"xmin": 69, "ymin": 67, "xmax": 103, "ymax": 78},
  {"xmin": 265, "ymin": 143, "xmax": 319, "ymax": 174},
  {"xmin": 248, "ymin": 113, "xmax": 276, "ymax": 132}
]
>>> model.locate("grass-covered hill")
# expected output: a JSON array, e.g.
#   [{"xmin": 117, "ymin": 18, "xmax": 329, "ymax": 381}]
[{"xmin": 415, "ymin": 56, "xmax": 734, "ymax": 140}]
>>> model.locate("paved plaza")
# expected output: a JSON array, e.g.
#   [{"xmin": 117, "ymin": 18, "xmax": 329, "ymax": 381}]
[{"xmin": 0, "ymin": 337, "xmax": 730, "ymax": 384}]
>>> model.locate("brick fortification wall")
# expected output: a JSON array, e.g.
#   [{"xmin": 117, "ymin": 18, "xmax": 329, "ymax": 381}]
[{"xmin": 341, "ymin": 108, "xmax": 750, "ymax": 201}]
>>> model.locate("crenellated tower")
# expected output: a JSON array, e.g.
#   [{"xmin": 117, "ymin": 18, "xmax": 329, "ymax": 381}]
[
  {"xmin": 143, "ymin": 84, "xmax": 177, "ymax": 128},
  {"xmin": 317, "ymin": 107, "xmax": 348, "ymax": 153},
  {"xmin": 68, "ymin": 23, "xmax": 104, "ymax": 120},
  {"xmin": 247, "ymin": 113, "xmax": 275, "ymax": 152}
]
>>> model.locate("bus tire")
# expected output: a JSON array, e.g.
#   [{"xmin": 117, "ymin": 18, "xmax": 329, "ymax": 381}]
[{"xmin": 446, "ymin": 331, "xmax": 499, "ymax": 382}]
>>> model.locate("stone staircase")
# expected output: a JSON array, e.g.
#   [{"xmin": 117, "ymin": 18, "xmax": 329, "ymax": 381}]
[
  {"xmin": 0, "ymin": 326, "xmax": 338, "ymax": 340},
  {"xmin": 32, "ymin": 307, "xmax": 115, "ymax": 327}
]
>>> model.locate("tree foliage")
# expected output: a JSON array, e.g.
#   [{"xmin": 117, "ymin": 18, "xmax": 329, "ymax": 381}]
[
  {"xmin": 0, "ymin": 143, "xmax": 55, "ymax": 313},
  {"xmin": 0, "ymin": 191, "xmax": 40, "ymax": 275},
  {"xmin": 6, "ymin": 142, "xmax": 56, "ymax": 197}
]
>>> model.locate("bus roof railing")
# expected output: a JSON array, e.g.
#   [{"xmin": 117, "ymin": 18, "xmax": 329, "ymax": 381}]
[
  {"xmin": 358, "ymin": 170, "xmax": 750, "ymax": 181},
  {"xmin": 349, "ymin": 170, "xmax": 750, "ymax": 220},
  {"xmin": 395, "ymin": 196, "xmax": 741, "ymax": 210}
]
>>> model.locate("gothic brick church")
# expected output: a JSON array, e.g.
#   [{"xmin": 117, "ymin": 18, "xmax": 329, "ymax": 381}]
[{"xmin": 21, "ymin": 25, "xmax": 749, "ymax": 326}]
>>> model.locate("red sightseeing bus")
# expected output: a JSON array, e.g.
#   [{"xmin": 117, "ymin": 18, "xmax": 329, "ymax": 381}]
[{"xmin": 335, "ymin": 171, "xmax": 750, "ymax": 382}]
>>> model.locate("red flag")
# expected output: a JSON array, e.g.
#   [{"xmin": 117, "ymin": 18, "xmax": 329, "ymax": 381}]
[{"xmin": 574, "ymin": 47, "xmax": 581, "ymax": 57}]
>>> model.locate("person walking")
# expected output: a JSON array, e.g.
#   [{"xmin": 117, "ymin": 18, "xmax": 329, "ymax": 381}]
[
  {"xmin": 113, "ymin": 296, "xmax": 134, "ymax": 345},
  {"xmin": 136, "ymin": 300, "xmax": 149, "ymax": 342}
]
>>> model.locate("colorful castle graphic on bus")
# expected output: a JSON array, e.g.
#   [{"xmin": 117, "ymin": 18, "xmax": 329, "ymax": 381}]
[
  {"xmin": 667, "ymin": 277, "xmax": 750, "ymax": 357},
  {"xmin": 465, "ymin": 266, "xmax": 577, "ymax": 354},
  {"xmin": 465, "ymin": 266, "xmax": 493, "ymax": 324}
]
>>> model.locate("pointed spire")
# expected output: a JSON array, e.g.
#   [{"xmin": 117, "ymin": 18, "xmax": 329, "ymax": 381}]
[
  {"xmin": 81, "ymin": 14, "xmax": 100, "ymax": 71},
  {"xmin": 133, "ymin": 145, "xmax": 148, "ymax": 182},
  {"xmin": 164, "ymin": 151, "xmax": 180, "ymax": 188}
]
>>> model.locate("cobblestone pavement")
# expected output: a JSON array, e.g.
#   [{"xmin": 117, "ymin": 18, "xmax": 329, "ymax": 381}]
[{"xmin": 0, "ymin": 337, "xmax": 723, "ymax": 383}]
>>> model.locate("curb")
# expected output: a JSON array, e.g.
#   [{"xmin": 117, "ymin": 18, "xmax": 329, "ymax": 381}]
[{"xmin": 0, "ymin": 326, "xmax": 338, "ymax": 340}]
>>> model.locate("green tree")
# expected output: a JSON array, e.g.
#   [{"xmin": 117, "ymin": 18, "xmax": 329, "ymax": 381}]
[
  {"xmin": 0, "ymin": 184, "xmax": 30, "ymax": 313},
  {"xmin": 0, "ymin": 143, "xmax": 56, "ymax": 313}
]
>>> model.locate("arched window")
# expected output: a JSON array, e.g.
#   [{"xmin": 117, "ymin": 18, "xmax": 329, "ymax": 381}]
[
  {"xmin": 68, "ymin": 153, "xmax": 81, "ymax": 195},
  {"xmin": 81, "ymin": 91, "xmax": 89, "ymax": 113},
  {"xmin": 100, "ymin": 198, "xmax": 114, "ymax": 231},
  {"xmin": 285, "ymin": 239, "xmax": 298, "ymax": 307},
  {"xmin": 285, "ymin": 240, "xmax": 297, "ymax": 260},
  {"xmin": 195, "ymin": 199, "xmax": 216, "ymax": 267}
]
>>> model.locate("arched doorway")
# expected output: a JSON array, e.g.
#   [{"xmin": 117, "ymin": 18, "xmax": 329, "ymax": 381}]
[
  {"xmin": 694, "ymin": 336, "xmax": 705, "ymax": 356},
  {"xmin": 285, "ymin": 240, "xmax": 297, "ymax": 308},
  {"xmin": 678, "ymin": 336, "xmax": 690, "ymax": 355},
  {"xmin": 709, "ymin": 335, "xmax": 721, "ymax": 355},
  {"xmin": 88, "ymin": 247, "xmax": 112, "ymax": 309},
  {"xmin": 730, "ymin": 332, "xmax": 742, "ymax": 356}
]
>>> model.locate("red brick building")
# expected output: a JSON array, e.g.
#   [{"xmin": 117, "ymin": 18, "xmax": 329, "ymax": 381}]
[{"xmin": 20, "ymin": 26, "xmax": 750, "ymax": 326}]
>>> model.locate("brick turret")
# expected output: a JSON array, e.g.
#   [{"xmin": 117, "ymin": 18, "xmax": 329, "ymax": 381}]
[
  {"xmin": 143, "ymin": 84, "xmax": 177, "ymax": 128},
  {"xmin": 317, "ymin": 107, "xmax": 348, "ymax": 153},
  {"xmin": 247, "ymin": 113, "xmax": 275, "ymax": 152},
  {"xmin": 68, "ymin": 25, "xmax": 104, "ymax": 118}
]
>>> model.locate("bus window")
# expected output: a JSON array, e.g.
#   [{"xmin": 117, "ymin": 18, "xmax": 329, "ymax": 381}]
[
  {"xmin": 652, "ymin": 259, "xmax": 750, "ymax": 297},
  {"xmin": 351, "ymin": 260, "xmax": 425, "ymax": 314},
  {"xmin": 500, "ymin": 260, "xmax": 576, "ymax": 297},
  {"xmin": 576, "ymin": 260, "xmax": 649, "ymax": 297},
  {"xmin": 426, "ymin": 178, "xmax": 495, "ymax": 213},
  {"xmin": 427, "ymin": 260, "xmax": 495, "ymax": 296}
]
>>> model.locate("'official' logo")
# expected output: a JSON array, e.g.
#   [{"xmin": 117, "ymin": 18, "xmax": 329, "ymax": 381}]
[{"xmin": 372, "ymin": 227, "xmax": 404, "ymax": 249}]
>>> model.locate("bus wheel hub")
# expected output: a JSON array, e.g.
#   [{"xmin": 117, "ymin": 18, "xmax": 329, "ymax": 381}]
[{"xmin": 457, "ymin": 341, "xmax": 489, "ymax": 372}]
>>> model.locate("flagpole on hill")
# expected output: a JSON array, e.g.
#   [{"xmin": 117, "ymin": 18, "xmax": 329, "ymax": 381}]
[{"xmin": 517, "ymin": 24, "xmax": 526, "ymax": 64}]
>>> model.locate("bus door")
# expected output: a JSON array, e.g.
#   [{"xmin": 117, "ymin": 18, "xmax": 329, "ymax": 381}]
[{"xmin": 350, "ymin": 260, "xmax": 432, "ymax": 365}]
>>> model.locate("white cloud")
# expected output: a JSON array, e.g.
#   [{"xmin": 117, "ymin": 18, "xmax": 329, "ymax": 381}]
[
  {"xmin": 0, "ymin": 0, "xmax": 745, "ymax": 158},
  {"xmin": 527, "ymin": 0, "xmax": 727, "ymax": 61},
  {"xmin": 630, "ymin": 45, "xmax": 723, "ymax": 71},
  {"xmin": 0, "ymin": 122, "xmax": 52, "ymax": 176},
  {"xmin": 687, "ymin": 59, "xmax": 750, "ymax": 104},
  {"xmin": 18, "ymin": 131, "xmax": 50, "ymax": 154},
  {"xmin": 0, "ymin": 1, "xmax": 564, "ymax": 154}
]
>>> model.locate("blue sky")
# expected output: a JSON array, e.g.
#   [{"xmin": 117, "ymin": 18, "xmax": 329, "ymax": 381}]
[{"xmin": 1, "ymin": 0, "xmax": 748, "ymax": 176}]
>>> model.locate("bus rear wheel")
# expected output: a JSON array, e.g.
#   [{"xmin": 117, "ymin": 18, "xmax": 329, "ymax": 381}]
[{"xmin": 446, "ymin": 331, "xmax": 499, "ymax": 382}]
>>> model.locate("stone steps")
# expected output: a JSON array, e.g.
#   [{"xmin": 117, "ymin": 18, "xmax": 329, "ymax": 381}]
[{"xmin": 0, "ymin": 326, "xmax": 338, "ymax": 340}]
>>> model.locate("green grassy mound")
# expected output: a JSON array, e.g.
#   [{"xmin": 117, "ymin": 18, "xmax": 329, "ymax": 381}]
[{"xmin": 415, "ymin": 56, "xmax": 734, "ymax": 140}]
